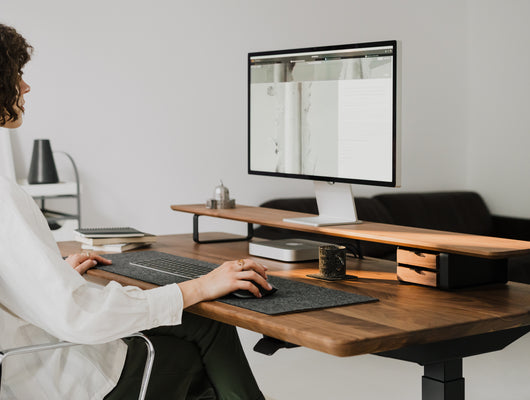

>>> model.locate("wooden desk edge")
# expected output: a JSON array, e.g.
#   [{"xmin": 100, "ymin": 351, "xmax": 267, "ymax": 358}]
[
  {"xmin": 86, "ymin": 266, "xmax": 530, "ymax": 358},
  {"xmin": 61, "ymin": 234, "xmax": 530, "ymax": 358},
  {"xmin": 86, "ymin": 268, "xmax": 360, "ymax": 357}
]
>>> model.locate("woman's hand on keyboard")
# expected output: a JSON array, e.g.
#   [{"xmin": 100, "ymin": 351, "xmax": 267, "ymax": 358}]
[
  {"xmin": 65, "ymin": 252, "xmax": 112, "ymax": 275},
  {"xmin": 179, "ymin": 258, "xmax": 272, "ymax": 307}
]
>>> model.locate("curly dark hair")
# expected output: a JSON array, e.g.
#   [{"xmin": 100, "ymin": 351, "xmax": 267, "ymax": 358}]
[{"xmin": 0, "ymin": 24, "xmax": 33, "ymax": 126}]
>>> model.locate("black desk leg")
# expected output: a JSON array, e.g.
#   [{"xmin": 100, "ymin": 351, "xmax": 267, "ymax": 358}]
[
  {"xmin": 422, "ymin": 359, "xmax": 464, "ymax": 400},
  {"xmin": 192, "ymin": 214, "xmax": 254, "ymax": 244},
  {"xmin": 377, "ymin": 326, "xmax": 530, "ymax": 400}
]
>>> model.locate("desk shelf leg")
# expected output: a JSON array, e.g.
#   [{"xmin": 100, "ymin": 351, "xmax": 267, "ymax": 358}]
[
  {"xmin": 192, "ymin": 214, "xmax": 254, "ymax": 244},
  {"xmin": 422, "ymin": 359, "xmax": 464, "ymax": 400}
]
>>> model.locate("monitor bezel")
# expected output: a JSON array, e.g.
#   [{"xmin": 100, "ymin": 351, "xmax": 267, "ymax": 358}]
[{"xmin": 247, "ymin": 40, "xmax": 400, "ymax": 188}]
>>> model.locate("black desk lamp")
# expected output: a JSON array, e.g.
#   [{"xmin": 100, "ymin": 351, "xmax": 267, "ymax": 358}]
[{"xmin": 27, "ymin": 139, "xmax": 59, "ymax": 184}]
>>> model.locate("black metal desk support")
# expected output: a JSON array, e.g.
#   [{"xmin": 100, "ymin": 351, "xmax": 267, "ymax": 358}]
[
  {"xmin": 253, "ymin": 335, "xmax": 299, "ymax": 356},
  {"xmin": 192, "ymin": 214, "xmax": 254, "ymax": 244},
  {"xmin": 422, "ymin": 359, "xmax": 464, "ymax": 400},
  {"xmin": 377, "ymin": 326, "xmax": 530, "ymax": 400}
]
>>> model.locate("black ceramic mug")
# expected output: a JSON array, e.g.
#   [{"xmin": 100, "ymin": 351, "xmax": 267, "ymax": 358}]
[{"xmin": 318, "ymin": 245, "xmax": 347, "ymax": 279}]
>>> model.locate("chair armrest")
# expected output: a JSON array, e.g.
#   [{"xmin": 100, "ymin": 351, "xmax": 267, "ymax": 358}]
[
  {"xmin": 492, "ymin": 215, "xmax": 530, "ymax": 241},
  {"xmin": 0, "ymin": 333, "xmax": 154, "ymax": 400},
  {"xmin": 127, "ymin": 332, "xmax": 155, "ymax": 400},
  {"xmin": 0, "ymin": 341, "xmax": 79, "ymax": 363}
]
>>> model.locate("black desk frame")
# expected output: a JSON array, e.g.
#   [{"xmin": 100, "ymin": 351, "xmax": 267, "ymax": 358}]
[{"xmin": 377, "ymin": 326, "xmax": 530, "ymax": 400}]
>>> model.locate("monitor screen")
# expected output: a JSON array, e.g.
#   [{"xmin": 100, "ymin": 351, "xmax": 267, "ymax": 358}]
[{"xmin": 248, "ymin": 40, "xmax": 400, "ymax": 187}]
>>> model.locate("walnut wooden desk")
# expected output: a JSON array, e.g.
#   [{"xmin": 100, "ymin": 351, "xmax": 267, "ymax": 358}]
[{"xmin": 59, "ymin": 234, "xmax": 530, "ymax": 400}]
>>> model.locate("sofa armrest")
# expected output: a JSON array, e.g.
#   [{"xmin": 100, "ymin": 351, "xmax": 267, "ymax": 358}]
[{"xmin": 492, "ymin": 215, "xmax": 530, "ymax": 241}]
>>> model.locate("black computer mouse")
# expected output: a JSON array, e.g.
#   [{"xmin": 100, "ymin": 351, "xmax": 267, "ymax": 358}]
[{"xmin": 231, "ymin": 281, "xmax": 278, "ymax": 299}]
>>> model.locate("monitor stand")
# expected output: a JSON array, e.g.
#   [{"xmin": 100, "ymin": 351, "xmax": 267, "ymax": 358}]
[{"xmin": 283, "ymin": 181, "xmax": 361, "ymax": 227}]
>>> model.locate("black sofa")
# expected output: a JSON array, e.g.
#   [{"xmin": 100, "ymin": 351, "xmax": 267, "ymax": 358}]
[{"xmin": 254, "ymin": 191, "xmax": 530, "ymax": 284}]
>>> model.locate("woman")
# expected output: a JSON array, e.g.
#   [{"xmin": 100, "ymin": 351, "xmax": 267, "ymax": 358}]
[{"xmin": 0, "ymin": 23, "xmax": 268, "ymax": 399}]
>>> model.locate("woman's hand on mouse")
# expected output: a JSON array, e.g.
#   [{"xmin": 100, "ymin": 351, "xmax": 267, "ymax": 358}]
[{"xmin": 179, "ymin": 258, "xmax": 272, "ymax": 308}]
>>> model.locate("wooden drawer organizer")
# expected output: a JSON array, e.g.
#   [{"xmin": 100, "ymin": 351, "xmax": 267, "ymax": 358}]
[
  {"xmin": 397, "ymin": 249, "xmax": 438, "ymax": 287},
  {"xmin": 397, "ymin": 248, "xmax": 508, "ymax": 289}
]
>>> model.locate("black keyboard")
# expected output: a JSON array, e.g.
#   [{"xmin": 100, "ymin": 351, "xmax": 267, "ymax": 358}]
[{"xmin": 129, "ymin": 257, "xmax": 217, "ymax": 280}]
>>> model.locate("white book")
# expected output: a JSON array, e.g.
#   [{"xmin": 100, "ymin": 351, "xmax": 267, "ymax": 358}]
[
  {"xmin": 74, "ymin": 232, "xmax": 157, "ymax": 246},
  {"xmin": 81, "ymin": 242, "xmax": 151, "ymax": 253}
]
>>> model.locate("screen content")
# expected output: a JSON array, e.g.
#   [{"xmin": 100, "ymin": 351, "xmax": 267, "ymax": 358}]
[{"xmin": 249, "ymin": 43, "xmax": 395, "ymax": 184}]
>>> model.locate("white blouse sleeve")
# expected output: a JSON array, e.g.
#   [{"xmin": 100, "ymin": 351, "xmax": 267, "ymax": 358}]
[{"xmin": 0, "ymin": 178, "xmax": 184, "ymax": 344}]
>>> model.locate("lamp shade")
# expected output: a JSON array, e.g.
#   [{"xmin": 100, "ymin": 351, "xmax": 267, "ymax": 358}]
[{"xmin": 27, "ymin": 139, "xmax": 59, "ymax": 184}]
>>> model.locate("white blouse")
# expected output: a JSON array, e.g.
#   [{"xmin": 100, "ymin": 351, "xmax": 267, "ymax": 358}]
[{"xmin": 0, "ymin": 176, "xmax": 184, "ymax": 399}]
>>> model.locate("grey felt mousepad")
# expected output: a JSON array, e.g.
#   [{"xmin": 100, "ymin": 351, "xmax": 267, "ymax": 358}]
[{"xmin": 95, "ymin": 251, "xmax": 378, "ymax": 315}]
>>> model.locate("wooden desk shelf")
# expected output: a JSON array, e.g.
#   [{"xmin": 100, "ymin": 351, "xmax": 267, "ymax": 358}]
[{"xmin": 171, "ymin": 204, "xmax": 530, "ymax": 289}]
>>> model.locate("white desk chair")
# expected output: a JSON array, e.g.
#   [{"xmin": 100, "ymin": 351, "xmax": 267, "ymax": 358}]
[{"xmin": 0, "ymin": 332, "xmax": 155, "ymax": 400}]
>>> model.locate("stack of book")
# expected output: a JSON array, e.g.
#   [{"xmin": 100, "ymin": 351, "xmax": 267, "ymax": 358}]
[{"xmin": 73, "ymin": 227, "xmax": 157, "ymax": 252}]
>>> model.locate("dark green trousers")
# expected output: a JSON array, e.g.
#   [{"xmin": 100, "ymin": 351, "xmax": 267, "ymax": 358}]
[{"xmin": 104, "ymin": 313, "xmax": 264, "ymax": 400}]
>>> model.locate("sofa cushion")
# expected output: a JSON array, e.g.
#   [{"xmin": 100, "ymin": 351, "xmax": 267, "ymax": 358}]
[
  {"xmin": 373, "ymin": 191, "xmax": 494, "ymax": 235},
  {"xmin": 259, "ymin": 198, "xmax": 319, "ymax": 215}
]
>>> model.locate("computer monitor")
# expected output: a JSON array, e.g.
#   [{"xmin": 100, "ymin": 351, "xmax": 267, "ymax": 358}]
[{"xmin": 248, "ymin": 40, "xmax": 401, "ymax": 226}]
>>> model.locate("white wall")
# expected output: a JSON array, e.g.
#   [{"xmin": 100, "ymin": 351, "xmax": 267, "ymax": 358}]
[
  {"xmin": 3, "ymin": 0, "xmax": 476, "ymax": 235},
  {"xmin": 466, "ymin": 0, "xmax": 530, "ymax": 218}
]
